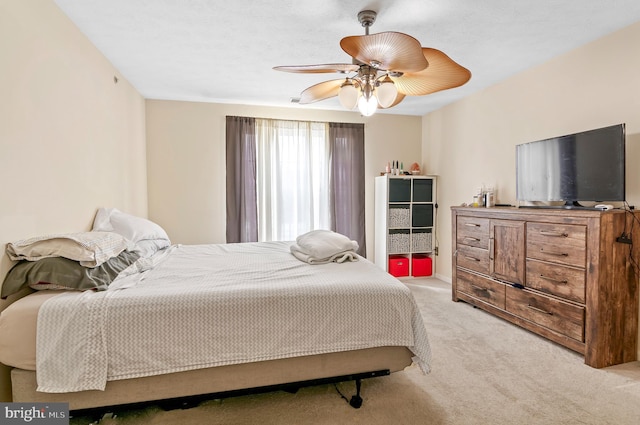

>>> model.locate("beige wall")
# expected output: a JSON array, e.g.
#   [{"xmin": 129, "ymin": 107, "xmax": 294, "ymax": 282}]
[
  {"xmin": 0, "ymin": 0, "xmax": 147, "ymax": 400},
  {"xmin": 423, "ymin": 21, "xmax": 640, "ymax": 357},
  {"xmin": 146, "ymin": 101, "xmax": 423, "ymax": 258}
]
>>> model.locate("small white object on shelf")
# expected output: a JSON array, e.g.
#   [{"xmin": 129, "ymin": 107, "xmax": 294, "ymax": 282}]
[{"xmin": 594, "ymin": 204, "xmax": 614, "ymax": 210}]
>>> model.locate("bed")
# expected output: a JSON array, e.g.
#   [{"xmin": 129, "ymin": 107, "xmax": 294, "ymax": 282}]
[{"xmin": 0, "ymin": 209, "xmax": 431, "ymax": 411}]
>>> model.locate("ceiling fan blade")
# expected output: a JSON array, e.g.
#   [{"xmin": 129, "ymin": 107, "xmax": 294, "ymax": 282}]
[
  {"xmin": 299, "ymin": 79, "xmax": 345, "ymax": 104},
  {"xmin": 340, "ymin": 31, "xmax": 428, "ymax": 73},
  {"xmin": 391, "ymin": 48, "xmax": 471, "ymax": 96},
  {"xmin": 273, "ymin": 64, "xmax": 360, "ymax": 74}
]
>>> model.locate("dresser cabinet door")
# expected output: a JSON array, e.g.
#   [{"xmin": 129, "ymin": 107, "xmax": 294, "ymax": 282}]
[{"xmin": 490, "ymin": 219, "xmax": 526, "ymax": 285}]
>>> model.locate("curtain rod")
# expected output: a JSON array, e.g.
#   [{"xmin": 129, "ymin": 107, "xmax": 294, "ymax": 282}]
[{"xmin": 226, "ymin": 115, "xmax": 364, "ymax": 127}]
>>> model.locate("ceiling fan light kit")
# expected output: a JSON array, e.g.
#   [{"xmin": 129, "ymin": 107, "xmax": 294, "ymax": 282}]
[
  {"xmin": 338, "ymin": 80, "xmax": 359, "ymax": 110},
  {"xmin": 274, "ymin": 10, "xmax": 471, "ymax": 116},
  {"xmin": 376, "ymin": 75, "xmax": 398, "ymax": 108}
]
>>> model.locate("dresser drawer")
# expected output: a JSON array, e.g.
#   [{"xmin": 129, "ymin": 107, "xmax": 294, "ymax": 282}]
[
  {"xmin": 506, "ymin": 286, "xmax": 584, "ymax": 342},
  {"xmin": 457, "ymin": 216, "xmax": 490, "ymax": 248},
  {"xmin": 457, "ymin": 245, "xmax": 490, "ymax": 275},
  {"xmin": 526, "ymin": 222, "xmax": 586, "ymax": 268},
  {"xmin": 526, "ymin": 259, "xmax": 586, "ymax": 303},
  {"xmin": 457, "ymin": 269, "xmax": 505, "ymax": 309}
]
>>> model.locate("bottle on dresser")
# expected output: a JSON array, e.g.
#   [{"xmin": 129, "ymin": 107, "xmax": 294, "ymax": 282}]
[
  {"xmin": 484, "ymin": 186, "xmax": 494, "ymax": 208},
  {"xmin": 476, "ymin": 187, "xmax": 485, "ymax": 207}
]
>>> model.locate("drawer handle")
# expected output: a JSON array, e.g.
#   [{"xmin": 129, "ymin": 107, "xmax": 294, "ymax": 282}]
[
  {"xmin": 465, "ymin": 256, "xmax": 481, "ymax": 262},
  {"xmin": 463, "ymin": 237, "xmax": 481, "ymax": 242},
  {"xmin": 472, "ymin": 284, "xmax": 491, "ymax": 293},
  {"xmin": 527, "ymin": 304, "xmax": 553, "ymax": 315},
  {"xmin": 540, "ymin": 249, "xmax": 569, "ymax": 257},
  {"xmin": 540, "ymin": 231, "xmax": 569, "ymax": 237},
  {"xmin": 465, "ymin": 223, "xmax": 481, "ymax": 227},
  {"xmin": 540, "ymin": 274, "xmax": 568, "ymax": 284}
]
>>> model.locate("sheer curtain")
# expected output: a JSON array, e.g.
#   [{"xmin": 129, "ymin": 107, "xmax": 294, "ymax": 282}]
[
  {"xmin": 329, "ymin": 123, "xmax": 366, "ymax": 256},
  {"xmin": 255, "ymin": 119, "xmax": 330, "ymax": 242},
  {"xmin": 225, "ymin": 116, "xmax": 257, "ymax": 243}
]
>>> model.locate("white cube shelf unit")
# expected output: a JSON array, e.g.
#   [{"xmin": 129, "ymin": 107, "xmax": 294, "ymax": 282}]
[{"xmin": 374, "ymin": 175, "xmax": 437, "ymax": 276}]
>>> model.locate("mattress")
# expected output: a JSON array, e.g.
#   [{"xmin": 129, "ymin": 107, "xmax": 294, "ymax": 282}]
[{"xmin": 0, "ymin": 290, "xmax": 64, "ymax": 370}]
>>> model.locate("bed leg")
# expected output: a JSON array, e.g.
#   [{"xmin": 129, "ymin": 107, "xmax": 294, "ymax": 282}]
[{"xmin": 349, "ymin": 379, "xmax": 363, "ymax": 409}]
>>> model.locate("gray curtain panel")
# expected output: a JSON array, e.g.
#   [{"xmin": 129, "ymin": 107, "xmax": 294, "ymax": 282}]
[
  {"xmin": 225, "ymin": 116, "xmax": 258, "ymax": 243},
  {"xmin": 329, "ymin": 122, "xmax": 366, "ymax": 257}
]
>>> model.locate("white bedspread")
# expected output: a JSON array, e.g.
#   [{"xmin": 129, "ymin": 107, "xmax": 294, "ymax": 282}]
[{"xmin": 35, "ymin": 241, "xmax": 431, "ymax": 393}]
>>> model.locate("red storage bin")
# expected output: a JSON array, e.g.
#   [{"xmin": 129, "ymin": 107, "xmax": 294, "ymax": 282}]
[
  {"xmin": 412, "ymin": 254, "xmax": 433, "ymax": 277},
  {"xmin": 388, "ymin": 255, "xmax": 409, "ymax": 277}
]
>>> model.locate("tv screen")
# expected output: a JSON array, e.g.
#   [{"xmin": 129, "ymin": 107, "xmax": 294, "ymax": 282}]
[{"xmin": 516, "ymin": 124, "xmax": 625, "ymax": 205}]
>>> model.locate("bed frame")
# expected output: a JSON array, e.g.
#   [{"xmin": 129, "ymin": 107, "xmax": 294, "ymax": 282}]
[{"xmin": 9, "ymin": 346, "xmax": 413, "ymax": 411}]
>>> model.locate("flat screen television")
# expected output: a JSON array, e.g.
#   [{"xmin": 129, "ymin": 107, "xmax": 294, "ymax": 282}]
[{"xmin": 516, "ymin": 124, "xmax": 625, "ymax": 207}]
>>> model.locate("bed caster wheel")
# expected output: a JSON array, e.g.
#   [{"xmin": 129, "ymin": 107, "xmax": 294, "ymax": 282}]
[
  {"xmin": 349, "ymin": 395, "xmax": 362, "ymax": 409},
  {"xmin": 348, "ymin": 379, "xmax": 363, "ymax": 408}
]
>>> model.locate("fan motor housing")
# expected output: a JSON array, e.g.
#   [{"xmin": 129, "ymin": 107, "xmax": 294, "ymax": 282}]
[{"xmin": 357, "ymin": 10, "xmax": 377, "ymax": 29}]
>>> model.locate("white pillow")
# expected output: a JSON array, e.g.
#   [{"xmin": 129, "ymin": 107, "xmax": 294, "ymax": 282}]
[
  {"xmin": 6, "ymin": 232, "xmax": 129, "ymax": 267},
  {"xmin": 92, "ymin": 208, "xmax": 170, "ymax": 257},
  {"xmin": 131, "ymin": 239, "xmax": 170, "ymax": 258}
]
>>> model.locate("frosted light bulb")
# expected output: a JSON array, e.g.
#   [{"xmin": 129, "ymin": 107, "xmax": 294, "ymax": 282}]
[{"xmin": 358, "ymin": 95, "xmax": 377, "ymax": 116}]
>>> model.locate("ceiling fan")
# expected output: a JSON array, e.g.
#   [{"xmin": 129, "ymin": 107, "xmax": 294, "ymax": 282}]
[{"xmin": 274, "ymin": 10, "xmax": 471, "ymax": 116}]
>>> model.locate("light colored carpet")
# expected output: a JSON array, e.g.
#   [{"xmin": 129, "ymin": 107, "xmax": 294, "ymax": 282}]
[{"xmin": 71, "ymin": 278, "xmax": 640, "ymax": 425}]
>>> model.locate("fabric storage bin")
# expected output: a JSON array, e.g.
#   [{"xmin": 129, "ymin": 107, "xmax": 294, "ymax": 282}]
[
  {"xmin": 388, "ymin": 232, "xmax": 410, "ymax": 254},
  {"xmin": 412, "ymin": 254, "xmax": 432, "ymax": 277},
  {"xmin": 411, "ymin": 231, "xmax": 432, "ymax": 252},
  {"xmin": 388, "ymin": 206, "xmax": 410, "ymax": 228},
  {"xmin": 388, "ymin": 255, "xmax": 409, "ymax": 277}
]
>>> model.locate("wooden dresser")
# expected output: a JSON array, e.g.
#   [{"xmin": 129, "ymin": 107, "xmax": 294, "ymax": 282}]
[{"xmin": 451, "ymin": 206, "xmax": 638, "ymax": 368}]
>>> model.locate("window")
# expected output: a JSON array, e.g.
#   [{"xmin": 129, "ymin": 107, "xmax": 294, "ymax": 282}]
[{"xmin": 226, "ymin": 116, "xmax": 366, "ymax": 256}]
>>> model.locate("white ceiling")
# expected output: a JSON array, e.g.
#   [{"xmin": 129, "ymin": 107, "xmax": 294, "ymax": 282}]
[{"xmin": 53, "ymin": 0, "xmax": 640, "ymax": 116}]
